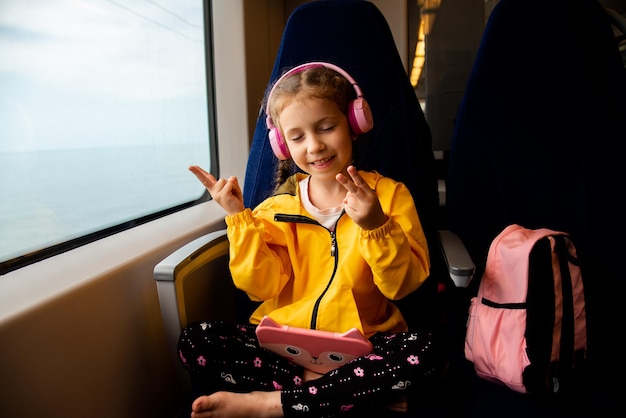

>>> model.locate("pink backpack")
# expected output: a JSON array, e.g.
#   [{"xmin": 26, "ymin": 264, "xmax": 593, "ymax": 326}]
[{"xmin": 464, "ymin": 224, "xmax": 587, "ymax": 394}]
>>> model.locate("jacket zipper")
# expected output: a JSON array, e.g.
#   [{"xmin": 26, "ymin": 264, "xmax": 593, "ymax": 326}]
[{"xmin": 274, "ymin": 212, "xmax": 342, "ymax": 329}]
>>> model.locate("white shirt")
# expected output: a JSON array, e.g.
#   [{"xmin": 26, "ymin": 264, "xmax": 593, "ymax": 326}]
[{"xmin": 299, "ymin": 176, "xmax": 343, "ymax": 230}]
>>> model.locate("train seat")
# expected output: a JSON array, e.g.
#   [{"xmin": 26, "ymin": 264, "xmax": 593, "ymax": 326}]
[
  {"xmin": 446, "ymin": 0, "xmax": 626, "ymax": 416},
  {"xmin": 155, "ymin": 0, "xmax": 474, "ymax": 416},
  {"xmin": 244, "ymin": 0, "xmax": 464, "ymax": 333}
]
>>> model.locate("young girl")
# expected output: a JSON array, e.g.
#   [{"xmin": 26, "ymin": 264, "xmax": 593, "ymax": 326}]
[{"xmin": 178, "ymin": 62, "xmax": 443, "ymax": 418}]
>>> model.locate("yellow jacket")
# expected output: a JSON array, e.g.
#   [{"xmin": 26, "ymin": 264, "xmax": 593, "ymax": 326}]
[{"xmin": 225, "ymin": 170, "xmax": 430, "ymax": 338}]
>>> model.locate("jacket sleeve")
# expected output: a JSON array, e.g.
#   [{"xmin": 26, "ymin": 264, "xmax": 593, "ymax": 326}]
[
  {"xmin": 358, "ymin": 179, "xmax": 430, "ymax": 300},
  {"xmin": 225, "ymin": 208, "xmax": 292, "ymax": 301}
]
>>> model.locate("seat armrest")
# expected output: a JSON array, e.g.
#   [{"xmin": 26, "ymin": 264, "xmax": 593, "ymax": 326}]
[
  {"xmin": 154, "ymin": 229, "xmax": 228, "ymax": 283},
  {"xmin": 154, "ymin": 228, "xmax": 236, "ymax": 369},
  {"xmin": 438, "ymin": 229, "xmax": 475, "ymax": 287}
]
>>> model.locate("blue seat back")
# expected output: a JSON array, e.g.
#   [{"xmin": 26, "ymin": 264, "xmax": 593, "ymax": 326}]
[
  {"xmin": 446, "ymin": 0, "xmax": 626, "ymax": 413},
  {"xmin": 448, "ymin": 0, "xmax": 626, "ymax": 276}
]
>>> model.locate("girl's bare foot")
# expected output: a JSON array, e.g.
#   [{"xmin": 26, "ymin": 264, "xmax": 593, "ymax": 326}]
[{"xmin": 191, "ymin": 391, "xmax": 283, "ymax": 418}]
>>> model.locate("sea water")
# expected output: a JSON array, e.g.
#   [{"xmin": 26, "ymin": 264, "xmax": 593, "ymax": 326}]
[{"xmin": 0, "ymin": 144, "xmax": 208, "ymax": 261}]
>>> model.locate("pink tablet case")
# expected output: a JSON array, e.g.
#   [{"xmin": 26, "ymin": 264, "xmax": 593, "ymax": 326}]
[{"xmin": 255, "ymin": 316, "xmax": 373, "ymax": 374}]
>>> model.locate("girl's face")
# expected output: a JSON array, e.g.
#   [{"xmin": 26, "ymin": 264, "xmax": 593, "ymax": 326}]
[{"xmin": 279, "ymin": 96, "xmax": 354, "ymax": 181}]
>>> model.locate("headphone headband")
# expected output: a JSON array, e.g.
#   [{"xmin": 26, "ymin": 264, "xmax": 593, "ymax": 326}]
[{"xmin": 265, "ymin": 61, "xmax": 373, "ymax": 160}]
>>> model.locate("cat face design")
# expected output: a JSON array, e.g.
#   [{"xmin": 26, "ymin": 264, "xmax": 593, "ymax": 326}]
[
  {"xmin": 264, "ymin": 340, "xmax": 357, "ymax": 372},
  {"xmin": 256, "ymin": 316, "xmax": 373, "ymax": 374}
]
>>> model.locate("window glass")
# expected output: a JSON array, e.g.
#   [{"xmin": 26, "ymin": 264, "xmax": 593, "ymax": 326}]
[{"xmin": 0, "ymin": 0, "xmax": 213, "ymax": 270}]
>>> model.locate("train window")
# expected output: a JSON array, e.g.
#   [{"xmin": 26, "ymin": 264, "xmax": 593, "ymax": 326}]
[{"xmin": 0, "ymin": 0, "xmax": 217, "ymax": 275}]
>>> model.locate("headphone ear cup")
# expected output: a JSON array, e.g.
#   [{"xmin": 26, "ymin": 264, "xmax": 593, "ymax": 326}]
[
  {"xmin": 268, "ymin": 127, "xmax": 291, "ymax": 160},
  {"xmin": 348, "ymin": 97, "xmax": 374, "ymax": 135}
]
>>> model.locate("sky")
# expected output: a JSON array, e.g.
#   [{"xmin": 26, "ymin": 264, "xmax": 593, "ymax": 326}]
[{"xmin": 0, "ymin": 0, "xmax": 208, "ymax": 151}]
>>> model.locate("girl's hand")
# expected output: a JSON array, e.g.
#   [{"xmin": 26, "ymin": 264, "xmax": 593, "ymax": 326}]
[
  {"xmin": 336, "ymin": 165, "xmax": 387, "ymax": 230},
  {"xmin": 189, "ymin": 165, "xmax": 245, "ymax": 216}
]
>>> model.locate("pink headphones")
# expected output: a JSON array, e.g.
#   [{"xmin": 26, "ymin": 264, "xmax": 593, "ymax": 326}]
[{"xmin": 265, "ymin": 62, "xmax": 374, "ymax": 160}]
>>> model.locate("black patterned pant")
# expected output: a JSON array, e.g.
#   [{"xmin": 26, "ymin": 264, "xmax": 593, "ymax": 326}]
[{"xmin": 177, "ymin": 321, "xmax": 442, "ymax": 417}]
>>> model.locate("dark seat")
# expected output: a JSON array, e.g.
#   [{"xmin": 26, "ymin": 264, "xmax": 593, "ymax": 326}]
[{"xmin": 446, "ymin": 0, "xmax": 626, "ymax": 416}]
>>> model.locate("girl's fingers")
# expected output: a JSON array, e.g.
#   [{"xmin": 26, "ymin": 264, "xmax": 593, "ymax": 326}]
[
  {"xmin": 347, "ymin": 166, "xmax": 366, "ymax": 191},
  {"xmin": 336, "ymin": 172, "xmax": 359, "ymax": 194},
  {"xmin": 189, "ymin": 165, "xmax": 217, "ymax": 189},
  {"xmin": 188, "ymin": 165, "xmax": 208, "ymax": 177},
  {"xmin": 228, "ymin": 176, "xmax": 240, "ymax": 190}
]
